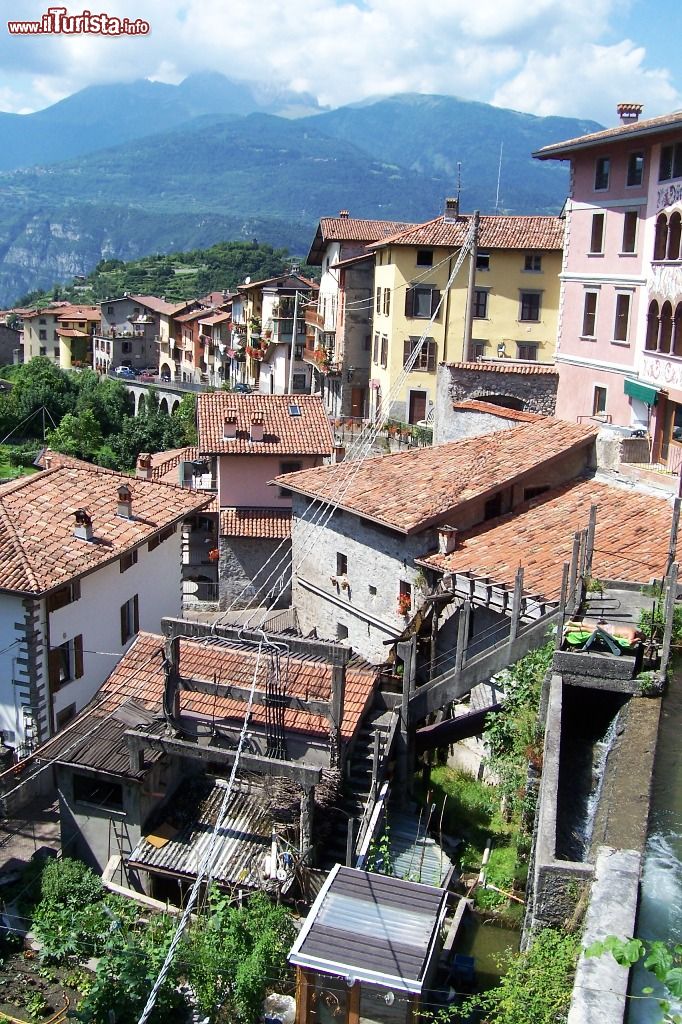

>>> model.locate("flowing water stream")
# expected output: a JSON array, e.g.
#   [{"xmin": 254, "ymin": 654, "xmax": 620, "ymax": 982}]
[{"xmin": 628, "ymin": 670, "xmax": 682, "ymax": 1023}]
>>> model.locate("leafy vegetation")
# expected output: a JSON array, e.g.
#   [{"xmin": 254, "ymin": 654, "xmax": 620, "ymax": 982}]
[
  {"xmin": 18, "ymin": 859, "xmax": 296, "ymax": 1024},
  {"xmin": 440, "ymin": 927, "xmax": 580, "ymax": 1023},
  {"xmin": 586, "ymin": 935, "xmax": 682, "ymax": 1023},
  {"xmin": 0, "ymin": 359, "xmax": 197, "ymax": 471}
]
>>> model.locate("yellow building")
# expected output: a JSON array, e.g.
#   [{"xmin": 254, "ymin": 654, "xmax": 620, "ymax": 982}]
[{"xmin": 368, "ymin": 204, "xmax": 564, "ymax": 424}]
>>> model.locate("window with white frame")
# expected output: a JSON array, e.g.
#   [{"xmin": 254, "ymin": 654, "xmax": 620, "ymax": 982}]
[
  {"xmin": 590, "ymin": 213, "xmax": 605, "ymax": 254},
  {"xmin": 593, "ymin": 386, "xmax": 607, "ymax": 416},
  {"xmin": 524, "ymin": 252, "xmax": 542, "ymax": 272},
  {"xmin": 476, "ymin": 252, "xmax": 490, "ymax": 271},
  {"xmin": 582, "ymin": 291, "xmax": 598, "ymax": 337},
  {"xmin": 405, "ymin": 286, "xmax": 441, "ymax": 319},
  {"xmin": 613, "ymin": 292, "xmax": 632, "ymax": 343}
]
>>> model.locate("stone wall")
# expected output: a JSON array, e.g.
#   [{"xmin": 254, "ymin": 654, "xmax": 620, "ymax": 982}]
[
  {"xmin": 219, "ymin": 537, "xmax": 291, "ymax": 610},
  {"xmin": 435, "ymin": 363, "xmax": 558, "ymax": 443}
]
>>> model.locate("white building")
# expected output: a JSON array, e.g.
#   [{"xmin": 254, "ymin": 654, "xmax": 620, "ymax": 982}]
[{"xmin": 0, "ymin": 455, "xmax": 211, "ymax": 753}]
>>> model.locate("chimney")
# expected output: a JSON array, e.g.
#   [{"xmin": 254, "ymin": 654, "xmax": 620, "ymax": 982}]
[
  {"xmin": 136, "ymin": 452, "xmax": 152, "ymax": 480},
  {"xmin": 444, "ymin": 197, "xmax": 459, "ymax": 222},
  {"xmin": 333, "ymin": 444, "xmax": 346, "ymax": 463},
  {"xmin": 73, "ymin": 508, "xmax": 93, "ymax": 542},
  {"xmin": 617, "ymin": 103, "xmax": 643, "ymax": 125},
  {"xmin": 339, "ymin": 209, "xmax": 349, "ymax": 219},
  {"xmin": 43, "ymin": 454, "xmax": 52, "ymax": 469},
  {"xmin": 437, "ymin": 525, "xmax": 458, "ymax": 555},
  {"xmin": 223, "ymin": 409, "xmax": 238, "ymax": 440},
  {"xmin": 250, "ymin": 411, "xmax": 265, "ymax": 442},
  {"xmin": 117, "ymin": 483, "xmax": 133, "ymax": 519}
]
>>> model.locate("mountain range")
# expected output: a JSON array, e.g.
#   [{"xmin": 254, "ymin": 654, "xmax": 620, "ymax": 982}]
[{"xmin": 0, "ymin": 74, "xmax": 602, "ymax": 306}]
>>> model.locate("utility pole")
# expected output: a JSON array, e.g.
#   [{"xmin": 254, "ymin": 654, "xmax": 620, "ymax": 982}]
[
  {"xmin": 463, "ymin": 210, "xmax": 480, "ymax": 362},
  {"xmin": 287, "ymin": 288, "xmax": 300, "ymax": 395}
]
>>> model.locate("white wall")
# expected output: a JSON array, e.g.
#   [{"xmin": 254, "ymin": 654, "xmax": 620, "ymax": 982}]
[
  {"xmin": 49, "ymin": 529, "xmax": 183, "ymax": 726},
  {"xmin": 0, "ymin": 592, "xmax": 29, "ymax": 744}
]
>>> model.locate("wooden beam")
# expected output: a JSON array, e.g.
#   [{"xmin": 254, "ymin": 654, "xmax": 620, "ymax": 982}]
[
  {"xmin": 509, "ymin": 567, "xmax": 524, "ymax": 642},
  {"xmin": 178, "ymin": 678, "xmax": 330, "ymax": 718},
  {"xmin": 161, "ymin": 616, "xmax": 351, "ymax": 667},
  {"xmin": 454, "ymin": 600, "xmax": 471, "ymax": 672},
  {"xmin": 124, "ymin": 730, "xmax": 323, "ymax": 787}
]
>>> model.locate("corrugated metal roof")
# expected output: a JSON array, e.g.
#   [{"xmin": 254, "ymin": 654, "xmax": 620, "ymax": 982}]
[
  {"xmin": 128, "ymin": 776, "xmax": 276, "ymax": 889},
  {"xmin": 388, "ymin": 810, "xmax": 454, "ymax": 888},
  {"xmin": 289, "ymin": 865, "xmax": 447, "ymax": 992}
]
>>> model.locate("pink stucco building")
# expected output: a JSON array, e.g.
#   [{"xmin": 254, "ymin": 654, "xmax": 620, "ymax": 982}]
[{"xmin": 535, "ymin": 105, "xmax": 682, "ymax": 467}]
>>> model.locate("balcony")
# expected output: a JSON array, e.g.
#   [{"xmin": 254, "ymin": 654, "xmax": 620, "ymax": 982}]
[{"xmin": 305, "ymin": 309, "xmax": 324, "ymax": 330}]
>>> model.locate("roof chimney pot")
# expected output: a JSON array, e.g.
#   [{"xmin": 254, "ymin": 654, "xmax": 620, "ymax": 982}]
[
  {"xmin": 339, "ymin": 209, "xmax": 349, "ymax": 219},
  {"xmin": 617, "ymin": 102, "xmax": 643, "ymax": 124},
  {"xmin": 444, "ymin": 197, "xmax": 459, "ymax": 222},
  {"xmin": 250, "ymin": 412, "xmax": 265, "ymax": 443},
  {"xmin": 73, "ymin": 508, "xmax": 93, "ymax": 542},
  {"xmin": 223, "ymin": 410, "xmax": 238, "ymax": 440},
  {"xmin": 136, "ymin": 452, "xmax": 152, "ymax": 480},
  {"xmin": 117, "ymin": 483, "xmax": 133, "ymax": 519},
  {"xmin": 437, "ymin": 525, "xmax": 458, "ymax": 555}
]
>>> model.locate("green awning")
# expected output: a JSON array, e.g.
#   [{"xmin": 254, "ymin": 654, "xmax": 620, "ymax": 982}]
[{"xmin": 624, "ymin": 378, "xmax": 659, "ymax": 405}]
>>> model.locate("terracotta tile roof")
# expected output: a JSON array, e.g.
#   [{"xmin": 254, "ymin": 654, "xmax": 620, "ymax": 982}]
[
  {"xmin": 452, "ymin": 400, "xmax": 544, "ymax": 422},
  {"xmin": 373, "ymin": 214, "xmax": 564, "ymax": 251},
  {"xmin": 445, "ymin": 361, "xmax": 558, "ymax": 375},
  {"xmin": 175, "ymin": 307, "xmax": 212, "ymax": 324},
  {"xmin": 57, "ymin": 305, "xmax": 100, "ymax": 321},
  {"xmin": 148, "ymin": 447, "xmax": 199, "ymax": 481},
  {"xmin": 237, "ymin": 273, "xmax": 318, "ymax": 292},
  {"xmin": 198, "ymin": 311, "xmax": 231, "ymax": 326},
  {"xmin": 129, "ymin": 295, "xmax": 191, "ymax": 316},
  {"xmin": 419, "ymin": 477, "xmax": 679, "ymax": 601},
  {"xmin": 197, "ymin": 393, "xmax": 335, "ymax": 457},
  {"xmin": 0, "ymin": 464, "xmax": 212, "ymax": 595},
  {"xmin": 220, "ymin": 507, "xmax": 292, "ymax": 539},
  {"xmin": 533, "ymin": 109, "xmax": 682, "ymax": 160},
  {"xmin": 43, "ymin": 631, "xmax": 379, "ymax": 752},
  {"xmin": 307, "ymin": 217, "xmax": 417, "ymax": 265},
  {"xmin": 56, "ymin": 328, "xmax": 89, "ymax": 338},
  {"xmin": 275, "ymin": 419, "xmax": 597, "ymax": 535}
]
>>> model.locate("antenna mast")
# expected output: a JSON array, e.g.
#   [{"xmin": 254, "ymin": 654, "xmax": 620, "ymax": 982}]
[{"xmin": 495, "ymin": 142, "xmax": 503, "ymax": 213}]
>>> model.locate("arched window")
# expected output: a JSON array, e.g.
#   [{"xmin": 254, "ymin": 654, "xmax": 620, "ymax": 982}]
[
  {"xmin": 674, "ymin": 304, "xmax": 682, "ymax": 357},
  {"xmin": 660, "ymin": 302, "xmax": 673, "ymax": 353},
  {"xmin": 646, "ymin": 301, "xmax": 659, "ymax": 350},
  {"xmin": 654, "ymin": 214, "xmax": 669, "ymax": 261},
  {"xmin": 667, "ymin": 212, "xmax": 682, "ymax": 261}
]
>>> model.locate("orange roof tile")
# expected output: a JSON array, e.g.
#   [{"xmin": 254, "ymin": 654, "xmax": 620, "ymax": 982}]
[
  {"xmin": 307, "ymin": 217, "xmax": 418, "ymax": 264},
  {"xmin": 83, "ymin": 631, "xmax": 378, "ymax": 743},
  {"xmin": 445, "ymin": 361, "xmax": 558, "ymax": 375},
  {"xmin": 373, "ymin": 214, "xmax": 564, "ymax": 251},
  {"xmin": 419, "ymin": 478, "xmax": 679, "ymax": 601},
  {"xmin": 452, "ymin": 400, "xmax": 544, "ymax": 422},
  {"xmin": 198, "ymin": 393, "xmax": 335, "ymax": 457},
  {"xmin": 148, "ymin": 447, "xmax": 199, "ymax": 481},
  {"xmin": 220, "ymin": 507, "xmax": 292, "ymax": 539},
  {"xmin": 275, "ymin": 419, "xmax": 597, "ymax": 535},
  {"xmin": 129, "ymin": 295, "xmax": 192, "ymax": 316},
  {"xmin": 0, "ymin": 464, "xmax": 212, "ymax": 595},
  {"xmin": 534, "ymin": 109, "xmax": 682, "ymax": 160}
]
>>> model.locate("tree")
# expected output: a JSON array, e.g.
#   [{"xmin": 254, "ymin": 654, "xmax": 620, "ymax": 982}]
[
  {"xmin": 2, "ymin": 358, "xmax": 77, "ymax": 438},
  {"xmin": 48, "ymin": 409, "xmax": 103, "ymax": 460},
  {"xmin": 74, "ymin": 369, "xmax": 129, "ymax": 436}
]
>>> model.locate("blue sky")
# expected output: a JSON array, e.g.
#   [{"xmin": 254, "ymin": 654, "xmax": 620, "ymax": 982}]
[{"xmin": 2, "ymin": 0, "xmax": 680, "ymax": 124}]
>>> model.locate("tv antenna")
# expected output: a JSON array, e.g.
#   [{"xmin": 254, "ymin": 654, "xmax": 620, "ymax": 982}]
[{"xmin": 494, "ymin": 142, "xmax": 503, "ymax": 213}]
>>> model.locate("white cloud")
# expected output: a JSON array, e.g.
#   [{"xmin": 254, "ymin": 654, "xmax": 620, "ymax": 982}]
[{"xmin": 0, "ymin": 0, "xmax": 680, "ymax": 123}]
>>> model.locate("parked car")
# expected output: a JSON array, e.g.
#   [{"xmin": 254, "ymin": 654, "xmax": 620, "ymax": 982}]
[
  {"xmin": 232, "ymin": 382, "xmax": 252, "ymax": 394},
  {"xmin": 138, "ymin": 372, "xmax": 156, "ymax": 382},
  {"xmin": 113, "ymin": 365, "xmax": 136, "ymax": 378}
]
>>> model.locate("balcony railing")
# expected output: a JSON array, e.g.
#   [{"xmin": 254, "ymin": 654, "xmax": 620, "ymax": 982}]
[{"xmin": 305, "ymin": 309, "xmax": 324, "ymax": 329}]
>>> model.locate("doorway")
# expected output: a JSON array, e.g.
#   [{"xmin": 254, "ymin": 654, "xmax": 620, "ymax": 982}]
[{"xmin": 408, "ymin": 390, "xmax": 427, "ymax": 424}]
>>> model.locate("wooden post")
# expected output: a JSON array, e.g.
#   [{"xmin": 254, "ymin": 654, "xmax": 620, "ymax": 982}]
[
  {"xmin": 163, "ymin": 634, "xmax": 180, "ymax": 734},
  {"xmin": 584, "ymin": 505, "xmax": 598, "ymax": 579},
  {"xmin": 556, "ymin": 563, "xmax": 570, "ymax": 650},
  {"xmin": 397, "ymin": 637, "xmax": 417, "ymax": 807},
  {"xmin": 371, "ymin": 730, "xmax": 381, "ymax": 800},
  {"xmin": 329, "ymin": 652, "xmax": 347, "ymax": 768},
  {"xmin": 295, "ymin": 968, "xmax": 313, "ymax": 1024},
  {"xmin": 567, "ymin": 532, "xmax": 581, "ymax": 613},
  {"xmin": 661, "ymin": 562, "xmax": 679, "ymax": 678},
  {"xmin": 346, "ymin": 817, "xmax": 355, "ymax": 867},
  {"xmin": 454, "ymin": 600, "xmax": 471, "ymax": 671},
  {"xmin": 300, "ymin": 785, "xmax": 314, "ymax": 866},
  {"xmin": 348, "ymin": 982, "xmax": 361, "ymax": 1024},
  {"xmin": 429, "ymin": 603, "xmax": 440, "ymax": 681},
  {"xmin": 509, "ymin": 567, "xmax": 524, "ymax": 642}
]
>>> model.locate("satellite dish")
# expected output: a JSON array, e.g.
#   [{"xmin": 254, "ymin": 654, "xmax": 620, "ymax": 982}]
[{"xmin": 244, "ymin": 276, "xmax": 251, "ymax": 284}]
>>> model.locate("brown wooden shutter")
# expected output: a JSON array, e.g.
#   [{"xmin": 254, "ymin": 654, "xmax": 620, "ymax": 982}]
[
  {"xmin": 72, "ymin": 579, "xmax": 81, "ymax": 601},
  {"xmin": 120, "ymin": 604, "xmax": 128, "ymax": 645},
  {"xmin": 431, "ymin": 289, "xmax": 441, "ymax": 318},
  {"xmin": 133, "ymin": 595, "xmax": 139, "ymax": 635},
  {"xmin": 74, "ymin": 635, "xmax": 84, "ymax": 679},
  {"xmin": 404, "ymin": 288, "xmax": 414, "ymax": 317},
  {"xmin": 403, "ymin": 339, "xmax": 411, "ymax": 367},
  {"xmin": 48, "ymin": 649, "xmax": 61, "ymax": 693}
]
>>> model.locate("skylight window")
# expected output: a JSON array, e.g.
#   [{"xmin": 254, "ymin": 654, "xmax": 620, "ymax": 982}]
[{"xmin": 289, "ymin": 404, "xmax": 301, "ymax": 417}]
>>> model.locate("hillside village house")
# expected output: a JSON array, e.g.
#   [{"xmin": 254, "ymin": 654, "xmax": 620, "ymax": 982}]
[
  {"xmin": 230, "ymin": 273, "xmax": 318, "ymax": 394},
  {"xmin": 27, "ymin": 625, "xmax": 379, "ymax": 887},
  {"xmin": 196, "ymin": 393, "xmax": 335, "ymax": 609},
  {"xmin": 368, "ymin": 204, "xmax": 563, "ymax": 425},
  {"xmin": 534, "ymin": 104, "xmax": 682, "ymax": 468},
  {"xmin": 276, "ymin": 418, "xmax": 597, "ymax": 663},
  {"xmin": 0, "ymin": 460, "xmax": 210, "ymax": 754},
  {"xmin": 304, "ymin": 214, "xmax": 415, "ymax": 418},
  {"xmin": 22, "ymin": 304, "xmax": 100, "ymax": 364},
  {"xmin": 94, "ymin": 294, "xmax": 194, "ymax": 376}
]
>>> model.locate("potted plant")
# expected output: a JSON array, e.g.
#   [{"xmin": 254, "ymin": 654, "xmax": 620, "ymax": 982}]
[{"xmin": 397, "ymin": 593, "xmax": 412, "ymax": 616}]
